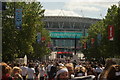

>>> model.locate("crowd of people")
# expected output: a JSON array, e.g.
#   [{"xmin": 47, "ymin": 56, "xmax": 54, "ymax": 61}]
[{"xmin": 0, "ymin": 58, "xmax": 120, "ymax": 80}]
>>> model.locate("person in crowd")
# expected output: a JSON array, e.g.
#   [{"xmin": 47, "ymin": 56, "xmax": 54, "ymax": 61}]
[
  {"xmin": 35, "ymin": 64, "xmax": 40, "ymax": 80},
  {"xmin": 49, "ymin": 62, "xmax": 57, "ymax": 80},
  {"xmin": 55, "ymin": 66, "xmax": 69, "ymax": 80},
  {"xmin": 72, "ymin": 60, "xmax": 77, "ymax": 68},
  {"xmin": 65, "ymin": 63, "xmax": 74, "ymax": 79},
  {"xmin": 98, "ymin": 59, "xmax": 120, "ymax": 80},
  {"xmin": 26, "ymin": 63, "xmax": 35, "ymax": 80},
  {"xmin": 106, "ymin": 65, "xmax": 120, "ymax": 80},
  {"xmin": 95, "ymin": 64, "xmax": 104, "ymax": 77},
  {"xmin": 74, "ymin": 65, "xmax": 87, "ymax": 77},
  {"xmin": 0, "ymin": 62, "xmax": 14, "ymax": 80},
  {"xmin": 20, "ymin": 63, "xmax": 28, "ymax": 80},
  {"xmin": 47, "ymin": 61, "xmax": 53, "ymax": 80},
  {"xmin": 86, "ymin": 65, "xmax": 97, "ymax": 80},
  {"xmin": 12, "ymin": 66, "xmax": 23, "ymax": 80},
  {"xmin": 39, "ymin": 64, "xmax": 46, "ymax": 80}
]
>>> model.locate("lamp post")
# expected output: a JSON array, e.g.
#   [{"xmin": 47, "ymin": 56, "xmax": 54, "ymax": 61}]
[{"xmin": 74, "ymin": 35, "xmax": 77, "ymax": 55}]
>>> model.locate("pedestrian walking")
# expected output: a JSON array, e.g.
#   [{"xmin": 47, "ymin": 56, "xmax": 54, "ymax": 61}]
[
  {"xmin": 26, "ymin": 63, "xmax": 35, "ymax": 80},
  {"xmin": 12, "ymin": 66, "xmax": 23, "ymax": 80},
  {"xmin": 0, "ymin": 62, "xmax": 14, "ymax": 80},
  {"xmin": 20, "ymin": 63, "xmax": 28, "ymax": 80},
  {"xmin": 55, "ymin": 66, "xmax": 69, "ymax": 80}
]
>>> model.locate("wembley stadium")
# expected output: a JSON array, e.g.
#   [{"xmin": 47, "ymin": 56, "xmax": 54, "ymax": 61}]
[{"xmin": 42, "ymin": 16, "xmax": 101, "ymax": 58}]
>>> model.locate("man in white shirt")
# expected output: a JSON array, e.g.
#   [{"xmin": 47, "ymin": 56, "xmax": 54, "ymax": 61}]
[
  {"xmin": 39, "ymin": 65, "xmax": 46, "ymax": 80},
  {"xmin": 20, "ymin": 63, "xmax": 28, "ymax": 80},
  {"xmin": 27, "ymin": 63, "xmax": 35, "ymax": 80}
]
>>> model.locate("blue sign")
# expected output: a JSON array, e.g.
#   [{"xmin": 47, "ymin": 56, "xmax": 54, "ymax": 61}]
[
  {"xmin": 37, "ymin": 33, "xmax": 41, "ymax": 43},
  {"xmin": 97, "ymin": 34, "xmax": 102, "ymax": 45},
  {"xmin": 15, "ymin": 9, "xmax": 22, "ymax": 29}
]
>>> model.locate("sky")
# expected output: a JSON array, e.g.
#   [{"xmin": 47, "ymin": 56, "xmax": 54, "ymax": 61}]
[{"xmin": 37, "ymin": 0, "xmax": 120, "ymax": 19}]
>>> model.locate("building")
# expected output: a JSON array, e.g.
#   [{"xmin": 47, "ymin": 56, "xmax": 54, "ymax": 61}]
[{"xmin": 42, "ymin": 16, "xmax": 101, "ymax": 58}]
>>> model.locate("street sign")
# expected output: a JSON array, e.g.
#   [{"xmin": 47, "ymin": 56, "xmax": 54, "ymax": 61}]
[{"xmin": 15, "ymin": 9, "xmax": 22, "ymax": 29}]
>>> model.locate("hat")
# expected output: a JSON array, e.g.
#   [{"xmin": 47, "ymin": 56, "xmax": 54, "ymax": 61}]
[
  {"xmin": 59, "ymin": 63, "xmax": 64, "ymax": 66},
  {"xmin": 55, "ymin": 68, "xmax": 68, "ymax": 78}
]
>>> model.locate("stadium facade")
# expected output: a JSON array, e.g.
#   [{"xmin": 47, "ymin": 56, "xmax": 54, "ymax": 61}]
[{"xmin": 42, "ymin": 16, "xmax": 101, "ymax": 58}]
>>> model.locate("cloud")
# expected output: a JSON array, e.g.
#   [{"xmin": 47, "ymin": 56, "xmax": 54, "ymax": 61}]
[
  {"xmin": 64, "ymin": 0, "xmax": 119, "ymax": 12},
  {"xmin": 93, "ymin": 2, "xmax": 118, "ymax": 8},
  {"xmin": 41, "ymin": 0, "xmax": 119, "ymax": 19},
  {"xmin": 38, "ymin": 0, "xmax": 120, "ymax": 2},
  {"xmin": 38, "ymin": 0, "xmax": 70, "ymax": 2},
  {"xmin": 70, "ymin": 0, "xmax": 119, "ymax": 2},
  {"xmin": 44, "ymin": 9, "xmax": 82, "ymax": 17},
  {"xmin": 64, "ymin": 2, "xmax": 100, "ymax": 11}
]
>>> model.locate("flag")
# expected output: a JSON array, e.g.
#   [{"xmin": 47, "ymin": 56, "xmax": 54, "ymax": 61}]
[
  {"xmin": 15, "ymin": 9, "xmax": 22, "ymax": 29},
  {"xmin": 47, "ymin": 42, "xmax": 51, "ymax": 47},
  {"xmin": 108, "ymin": 25, "xmax": 114, "ymax": 41},
  {"xmin": 91, "ymin": 38, "xmax": 95, "ymax": 44},
  {"xmin": 87, "ymin": 40, "xmax": 91, "ymax": 48},
  {"xmin": 37, "ymin": 33, "xmax": 41, "ymax": 43},
  {"xmin": 41, "ymin": 37, "xmax": 46, "ymax": 41},
  {"xmin": 84, "ymin": 42, "xmax": 86, "ymax": 49},
  {"xmin": 97, "ymin": 34, "xmax": 102, "ymax": 45}
]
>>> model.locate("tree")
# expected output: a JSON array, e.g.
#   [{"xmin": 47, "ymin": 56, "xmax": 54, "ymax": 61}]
[
  {"xmin": 84, "ymin": 5, "xmax": 120, "ymax": 60},
  {"xmin": 2, "ymin": 2, "xmax": 50, "ymax": 62},
  {"xmin": 103, "ymin": 5, "xmax": 119, "ymax": 57},
  {"xmin": 32, "ymin": 28, "xmax": 51, "ymax": 60}
]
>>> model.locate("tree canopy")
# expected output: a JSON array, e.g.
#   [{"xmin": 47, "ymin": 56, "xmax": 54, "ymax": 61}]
[
  {"xmin": 2, "ymin": 2, "xmax": 51, "ymax": 62},
  {"xmin": 81, "ymin": 5, "xmax": 120, "ymax": 60}
]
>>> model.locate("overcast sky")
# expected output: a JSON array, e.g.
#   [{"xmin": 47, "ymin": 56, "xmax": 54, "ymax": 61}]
[{"xmin": 37, "ymin": 0, "xmax": 120, "ymax": 19}]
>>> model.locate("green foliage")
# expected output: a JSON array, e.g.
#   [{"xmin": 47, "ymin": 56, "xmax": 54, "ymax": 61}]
[
  {"xmin": 2, "ymin": 2, "xmax": 50, "ymax": 62},
  {"xmin": 81, "ymin": 5, "xmax": 120, "ymax": 59}
]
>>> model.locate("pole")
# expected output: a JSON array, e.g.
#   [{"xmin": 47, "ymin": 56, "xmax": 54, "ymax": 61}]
[
  {"xmin": 14, "ymin": 2, "xmax": 15, "ymax": 27},
  {"xmin": 74, "ymin": 35, "xmax": 77, "ymax": 55},
  {"xmin": 83, "ymin": 25, "xmax": 86, "ymax": 36}
]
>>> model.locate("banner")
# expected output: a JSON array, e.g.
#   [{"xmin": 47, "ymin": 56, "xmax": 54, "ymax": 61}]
[
  {"xmin": 47, "ymin": 42, "xmax": 51, "ymax": 47},
  {"xmin": 91, "ymin": 38, "xmax": 95, "ymax": 44},
  {"xmin": 87, "ymin": 40, "xmax": 91, "ymax": 48},
  {"xmin": 15, "ymin": 9, "xmax": 22, "ymax": 29},
  {"xmin": 97, "ymin": 34, "xmax": 102, "ymax": 44},
  {"xmin": 37, "ymin": 33, "xmax": 41, "ymax": 43},
  {"xmin": 84, "ymin": 42, "xmax": 86, "ymax": 49},
  {"xmin": 108, "ymin": 25, "xmax": 114, "ymax": 41},
  {"xmin": 41, "ymin": 37, "xmax": 46, "ymax": 41}
]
